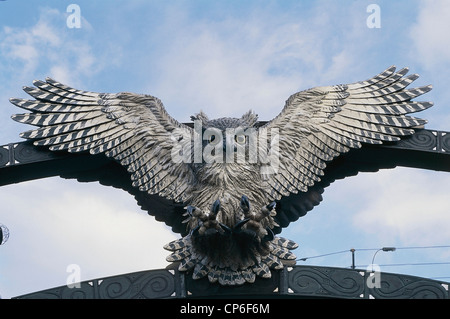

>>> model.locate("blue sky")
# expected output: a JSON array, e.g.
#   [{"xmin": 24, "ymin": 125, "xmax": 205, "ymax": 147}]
[{"xmin": 1, "ymin": 1, "xmax": 450, "ymax": 298}]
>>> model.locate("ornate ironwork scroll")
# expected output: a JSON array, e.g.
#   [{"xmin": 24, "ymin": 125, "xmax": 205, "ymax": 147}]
[
  {"xmin": 285, "ymin": 266, "xmax": 365, "ymax": 298},
  {"xmin": 0, "ymin": 141, "xmax": 110, "ymax": 187},
  {"xmin": 14, "ymin": 269, "xmax": 180, "ymax": 299},
  {"xmin": 13, "ymin": 266, "xmax": 449, "ymax": 299},
  {"xmin": 393, "ymin": 130, "xmax": 449, "ymax": 153},
  {"xmin": 368, "ymin": 272, "xmax": 449, "ymax": 299},
  {"xmin": 1, "ymin": 142, "xmax": 67, "ymax": 167}
]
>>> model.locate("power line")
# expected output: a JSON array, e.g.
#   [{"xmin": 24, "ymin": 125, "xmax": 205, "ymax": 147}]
[
  {"xmin": 297, "ymin": 245, "xmax": 450, "ymax": 262},
  {"xmin": 296, "ymin": 249, "xmax": 349, "ymax": 261},
  {"xmin": 392, "ymin": 245, "xmax": 450, "ymax": 250},
  {"xmin": 297, "ymin": 245, "xmax": 450, "ymax": 280},
  {"xmin": 356, "ymin": 261, "xmax": 450, "ymax": 268}
]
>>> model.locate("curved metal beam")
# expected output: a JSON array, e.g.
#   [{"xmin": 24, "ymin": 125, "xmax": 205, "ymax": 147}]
[
  {"xmin": 0, "ymin": 141, "xmax": 113, "ymax": 186},
  {"xmin": 1, "ymin": 128, "xmax": 449, "ymax": 188},
  {"xmin": 12, "ymin": 265, "xmax": 450, "ymax": 299}
]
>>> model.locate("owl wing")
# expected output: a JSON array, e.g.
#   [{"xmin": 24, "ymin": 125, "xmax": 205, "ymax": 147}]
[
  {"xmin": 10, "ymin": 78, "xmax": 196, "ymax": 206},
  {"xmin": 260, "ymin": 66, "xmax": 433, "ymax": 227}
]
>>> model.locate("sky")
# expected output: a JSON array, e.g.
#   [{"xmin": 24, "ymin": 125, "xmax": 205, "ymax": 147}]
[{"xmin": 0, "ymin": 0, "xmax": 450, "ymax": 299}]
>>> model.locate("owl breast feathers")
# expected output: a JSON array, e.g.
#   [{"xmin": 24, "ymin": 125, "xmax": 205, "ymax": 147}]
[{"xmin": 10, "ymin": 66, "xmax": 432, "ymax": 285}]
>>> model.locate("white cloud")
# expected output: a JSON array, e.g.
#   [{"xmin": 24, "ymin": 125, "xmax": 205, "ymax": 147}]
[
  {"xmin": 48, "ymin": 65, "xmax": 72, "ymax": 85},
  {"xmin": 408, "ymin": 1, "xmax": 450, "ymax": 131},
  {"xmin": 0, "ymin": 178, "xmax": 177, "ymax": 298},
  {"xmin": 146, "ymin": 2, "xmax": 373, "ymax": 123},
  {"xmin": 351, "ymin": 168, "xmax": 450, "ymax": 246},
  {"xmin": 0, "ymin": 7, "xmax": 99, "ymax": 87},
  {"xmin": 1, "ymin": 25, "xmax": 39, "ymax": 74},
  {"xmin": 152, "ymin": 20, "xmax": 306, "ymax": 121},
  {"xmin": 31, "ymin": 14, "xmax": 61, "ymax": 47},
  {"xmin": 0, "ymin": 6, "xmax": 107, "ymax": 145},
  {"xmin": 410, "ymin": 1, "xmax": 450, "ymax": 69}
]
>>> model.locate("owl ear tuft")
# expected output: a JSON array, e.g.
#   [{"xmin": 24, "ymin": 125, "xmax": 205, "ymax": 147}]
[
  {"xmin": 190, "ymin": 111, "xmax": 209, "ymax": 125},
  {"xmin": 241, "ymin": 110, "xmax": 258, "ymax": 127}
]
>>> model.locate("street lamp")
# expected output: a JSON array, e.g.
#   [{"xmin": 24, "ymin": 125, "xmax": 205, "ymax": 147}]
[
  {"xmin": 0, "ymin": 224, "xmax": 9, "ymax": 245},
  {"xmin": 371, "ymin": 247, "xmax": 396, "ymax": 271}
]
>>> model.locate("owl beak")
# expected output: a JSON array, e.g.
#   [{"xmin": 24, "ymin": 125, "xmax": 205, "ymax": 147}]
[
  {"xmin": 223, "ymin": 139, "xmax": 229, "ymax": 153},
  {"xmin": 223, "ymin": 138, "xmax": 237, "ymax": 153}
]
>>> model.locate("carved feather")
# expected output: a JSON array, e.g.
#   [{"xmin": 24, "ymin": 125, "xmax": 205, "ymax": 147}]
[
  {"xmin": 11, "ymin": 78, "xmax": 196, "ymax": 204},
  {"xmin": 262, "ymin": 66, "xmax": 432, "ymax": 203}
]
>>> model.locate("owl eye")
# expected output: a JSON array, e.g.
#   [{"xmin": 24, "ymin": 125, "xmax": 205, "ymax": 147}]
[
  {"xmin": 208, "ymin": 135, "xmax": 219, "ymax": 144},
  {"xmin": 235, "ymin": 135, "xmax": 246, "ymax": 144}
]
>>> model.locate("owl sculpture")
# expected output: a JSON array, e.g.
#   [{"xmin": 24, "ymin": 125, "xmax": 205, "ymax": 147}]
[{"xmin": 10, "ymin": 66, "xmax": 432, "ymax": 285}]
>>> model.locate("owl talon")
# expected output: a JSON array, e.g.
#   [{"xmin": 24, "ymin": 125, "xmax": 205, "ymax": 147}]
[
  {"xmin": 191, "ymin": 224, "xmax": 201, "ymax": 236},
  {"xmin": 262, "ymin": 227, "xmax": 274, "ymax": 242},
  {"xmin": 186, "ymin": 205, "xmax": 196, "ymax": 216},
  {"xmin": 233, "ymin": 218, "xmax": 250, "ymax": 231},
  {"xmin": 204, "ymin": 227, "xmax": 220, "ymax": 236},
  {"xmin": 189, "ymin": 197, "xmax": 279, "ymax": 274},
  {"xmin": 211, "ymin": 199, "xmax": 221, "ymax": 216},
  {"xmin": 219, "ymin": 223, "xmax": 232, "ymax": 233},
  {"xmin": 240, "ymin": 195, "xmax": 250, "ymax": 214},
  {"xmin": 266, "ymin": 202, "xmax": 276, "ymax": 211}
]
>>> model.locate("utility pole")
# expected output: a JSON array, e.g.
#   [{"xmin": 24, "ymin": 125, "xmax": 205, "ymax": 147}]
[{"xmin": 350, "ymin": 248, "xmax": 355, "ymax": 269}]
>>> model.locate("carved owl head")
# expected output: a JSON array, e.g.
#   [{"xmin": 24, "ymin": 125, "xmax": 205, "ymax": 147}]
[
  {"xmin": 190, "ymin": 110, "xmax": 259, "ymax": 164},
  {"xmin": 190, "ymin": 110, "xmax": 259, "ymax": 130}
]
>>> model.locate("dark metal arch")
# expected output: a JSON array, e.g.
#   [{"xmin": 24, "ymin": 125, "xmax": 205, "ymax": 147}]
[
  {"xmin": 1, "ymin": 128, "xmax": 449, "ymax": 187},
  {"xmin": 12, "ymin": 265, "xmax": 450, "ymax": 299}
]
